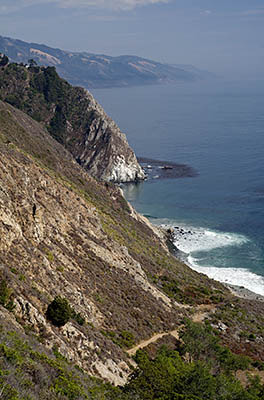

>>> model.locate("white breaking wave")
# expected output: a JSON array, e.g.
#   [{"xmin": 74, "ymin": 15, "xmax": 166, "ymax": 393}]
[
  {"xmin": 188, "ymin": 255, "xmax": 264, "ymax": 296},
  {"xmin": 172, "ymin": 225, "xmax": 248, "ymax": 254},
  {"xmin": 155, "ymin": 220, "xmax": 264, "ymax": 296}
]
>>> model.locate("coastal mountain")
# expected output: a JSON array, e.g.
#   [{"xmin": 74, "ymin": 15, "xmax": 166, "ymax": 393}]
[
  {"xmin": 0, "ymin": 35, "xmax": 206, "ymax": 88},
  {"xmin": 0, "ymin": 57, "xmax": 145, "ymax": 182},
  {"xmin": 0, "ymin": 98, "xmax": 264, "ymax": 398},
  {"xmin": 1, "ymin": 45, "xmax": 264, "ymax": 398},
  {"xmin": 0, "ymin": 99, "xmax": 225, "ymax": 382}
]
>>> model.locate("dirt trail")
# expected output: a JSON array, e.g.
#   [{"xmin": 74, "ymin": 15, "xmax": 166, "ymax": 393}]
[{"xmin": 127, "ymin": 304, "xmax": 216, "ymax": 356}]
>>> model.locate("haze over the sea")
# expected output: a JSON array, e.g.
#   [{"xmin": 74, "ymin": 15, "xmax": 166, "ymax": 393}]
[{"xmin": 1, "ymin": 0, "xmax": 264, "ymax": 80}]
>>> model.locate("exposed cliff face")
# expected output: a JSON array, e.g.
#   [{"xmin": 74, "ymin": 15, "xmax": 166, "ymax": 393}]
[
  {"xmin": 0, "ymin": 62, "xmax": 145, "ymax": 183},
  {"xmin": 72, "ymin": 89, "xmax": 145, "ymax": 182},
  {"xmin": 0, "ymin": 100, "xmax": 231, "ymax": 383}
]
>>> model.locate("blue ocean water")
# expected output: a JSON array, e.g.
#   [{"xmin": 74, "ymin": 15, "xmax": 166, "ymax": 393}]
[{"xmin": 92, "ymin": 80, "xmax": 264, "ymax": 295}]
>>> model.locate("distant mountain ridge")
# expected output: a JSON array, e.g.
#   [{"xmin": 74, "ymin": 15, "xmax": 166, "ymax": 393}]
[{"xmin": 0, "ymin": 35, "xmax": 208, "ymax": 88}]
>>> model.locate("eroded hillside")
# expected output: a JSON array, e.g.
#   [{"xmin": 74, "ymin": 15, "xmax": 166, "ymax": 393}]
[{"xmin": 0, "ymin": 101, "xmax": 264, "ymax": 399}]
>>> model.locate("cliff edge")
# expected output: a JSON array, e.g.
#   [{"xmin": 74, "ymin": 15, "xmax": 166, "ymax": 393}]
[{"xmin": 0, "ymin": 59, "xmax": 145, "ymax": 182}]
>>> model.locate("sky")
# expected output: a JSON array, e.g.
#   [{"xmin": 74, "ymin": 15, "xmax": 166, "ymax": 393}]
[{"xmin": 1, "ymin": 0, "xmax": 264, "ymax": 78}]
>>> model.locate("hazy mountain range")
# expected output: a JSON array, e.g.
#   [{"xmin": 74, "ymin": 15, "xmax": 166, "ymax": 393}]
[{"xmin": 0, "ymin": 34, "xmax": 212, "ymax": 88}]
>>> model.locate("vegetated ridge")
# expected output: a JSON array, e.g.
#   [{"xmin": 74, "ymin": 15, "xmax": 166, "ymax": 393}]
[
  {"xmin": 0, "ymin": 34, "xmax": 208, "ymax": 88},
  {"xmin": 0, "ymin": 56, "xmax": 145, "ymax": 183}
]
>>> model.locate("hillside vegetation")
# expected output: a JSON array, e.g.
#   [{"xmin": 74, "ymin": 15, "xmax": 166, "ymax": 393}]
[
  {"xmin": 1, "ymin": 321, "xmax": 264, "ymax": 400},
  {"xmin": 0, "ymin": 63, "xmax": 264, "ymax": 399}
]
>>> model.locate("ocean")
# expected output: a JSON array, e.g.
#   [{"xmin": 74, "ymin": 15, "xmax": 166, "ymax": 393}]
[{"xmin": 92, "ymin": 80, "xmax": 264, "ymax": 296}]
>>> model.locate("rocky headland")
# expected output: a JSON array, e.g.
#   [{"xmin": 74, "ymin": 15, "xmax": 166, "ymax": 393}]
[{"xmin": 0, "ymin": 59, "xmax": 145, "ymax": 183}]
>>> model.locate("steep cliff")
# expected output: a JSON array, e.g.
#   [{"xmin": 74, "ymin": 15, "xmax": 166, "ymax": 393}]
[
  {"xmin": 1, "ymin": 101, "xmax": 264, "ymax": 398},
  {"xmin": 0, "ymin": 100, "xmax": 225, "ymax": 379},
  {"xmin": 0, "ymin": 61, "xmax": 145, "ymax": 183}
]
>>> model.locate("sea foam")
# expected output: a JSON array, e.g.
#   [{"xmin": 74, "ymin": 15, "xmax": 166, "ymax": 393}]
[
  {"xmin": 155, "ymin": 219, "xmax": 264, "ymax": 296},
  {"xmin": 187, "ymin": 256, "xmax": 264, "ymax": 296},
  {"xmin": 172, "ymin": 225, "xmax": 248, "ymax": 254}
]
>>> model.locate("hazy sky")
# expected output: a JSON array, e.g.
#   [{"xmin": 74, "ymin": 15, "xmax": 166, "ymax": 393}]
[{"xmin": 1, "ymin": 0, "xmax": 264, "ymax": 77}]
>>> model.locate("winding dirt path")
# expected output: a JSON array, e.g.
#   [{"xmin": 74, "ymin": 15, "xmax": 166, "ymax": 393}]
[{"xmin": 127, "ymin": 304, "xmax": 216, "ymax": 356}]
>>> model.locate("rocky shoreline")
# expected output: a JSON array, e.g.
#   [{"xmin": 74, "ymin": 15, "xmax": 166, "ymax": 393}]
[
  {"xmin": 163, "ymin": 226, "xmax": 264, "ymax": 303},
  {"xmin": 121, "ymin": 160, "xmax": 264, "ymax": 303},
  {"xmin": 223, "ymin": 283, "xmax": 264, "ymax": 302}
]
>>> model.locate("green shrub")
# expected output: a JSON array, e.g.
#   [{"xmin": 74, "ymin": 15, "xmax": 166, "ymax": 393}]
[
  {"xmin": 179, "ymin": 319, "xmax": 251, "ymax": 372},
  {"xmin": 73, "ymin": 312, "xmax": 85, "ymax": 326},
  {"xmin": 53, "ymin": 373, "xmax": 87, "ymax": 400},
  {"xmin": 101, "ymin": 330, "xmax": 134, "ymax": 348},
  {"xmin": 118, "ymin": 330, "xmax": 135, "ymax": 348},
  {"xmin": 5, "ymin": 93, "xmax": 22, "ymax": 108},
  {"xmin": 46, "ymin": 296, "xmax": 72, "ymax": 327},
  {"xmin": 0, "ymin": 276, "xmax": 15, "ymax": 311},
  {"xmin": 249, "ymin": 333, "xmax": 256, "ymax": 341},
  {"xmin": 160, "ymin": 276, "xmax": 180, "ymax": 298}
]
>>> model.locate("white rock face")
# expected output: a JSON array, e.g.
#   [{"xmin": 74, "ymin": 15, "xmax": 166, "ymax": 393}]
[
  {"xmin": 66, "ymin": 89, "xmax": 146, "ymax": 183},
  {"xmin": 93, "ymin": 358, "xmax": 131, "ymax": 386},
  {"xmin": 105, "ymin": 155, "xmax": 145, "ymax": 183}
]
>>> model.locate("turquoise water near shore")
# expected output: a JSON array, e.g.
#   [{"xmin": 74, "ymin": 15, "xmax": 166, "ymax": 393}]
[{"xmin": 92, "ymin": 80, "xmax": 264, "ymax": 295}]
